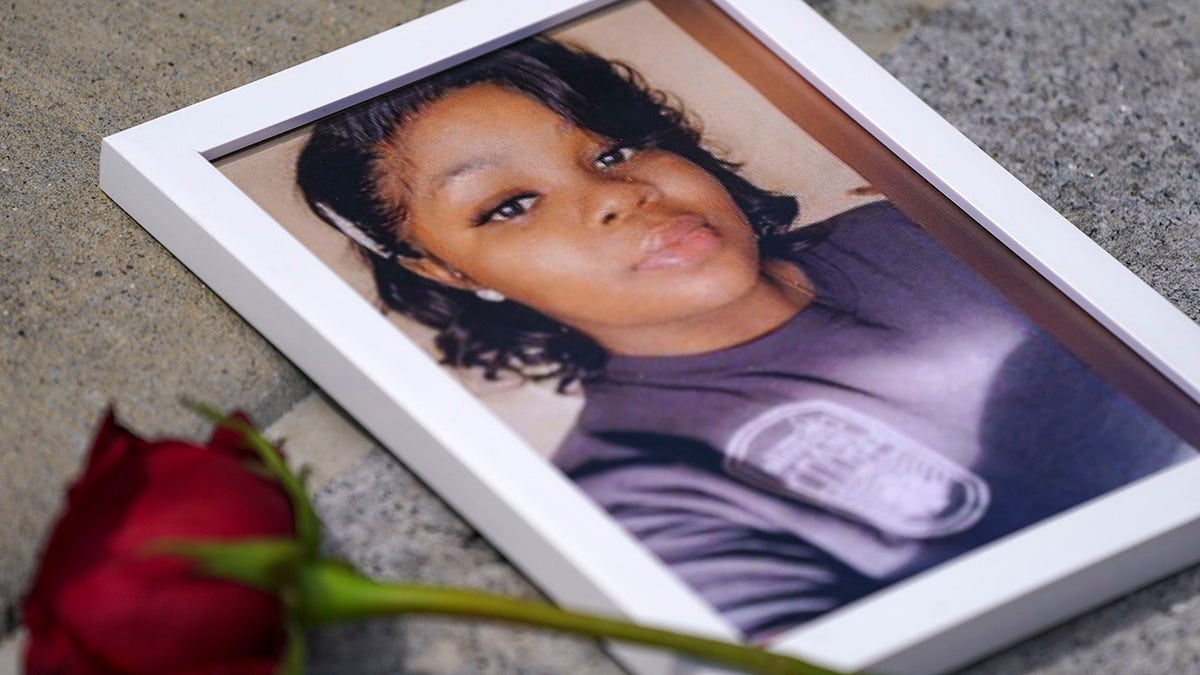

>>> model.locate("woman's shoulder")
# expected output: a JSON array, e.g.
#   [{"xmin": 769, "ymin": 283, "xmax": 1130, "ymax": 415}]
[
  {"xmin": 786, "ymin": 199, "xmax": 1022, "ymax": 322},
  {"xmin": 770, "ymin": 199, "xmax": 926, "ymax": 264},
  {"xmin": 796, "ymin": 199, "xmax": 965, "ymax": 277},
  {"xmin": 803, "ymin": 199, "xmax": 923, "ymax": 249}
]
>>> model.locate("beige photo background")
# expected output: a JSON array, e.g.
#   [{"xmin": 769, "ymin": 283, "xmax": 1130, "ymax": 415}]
[{"xmin": 215, "ymin": 0, "xmax": 879, "ymax": 458}]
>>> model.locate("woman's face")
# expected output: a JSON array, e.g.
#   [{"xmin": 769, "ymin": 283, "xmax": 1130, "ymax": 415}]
[{"xmin": 373, "ymin": 84, "xmax": 771, "ymax": 354}]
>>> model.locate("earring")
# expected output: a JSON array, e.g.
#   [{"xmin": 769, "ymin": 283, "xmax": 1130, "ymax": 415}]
[{"xmin": 475, "ymin": 288, "xmax": 505, "ymax": 302}]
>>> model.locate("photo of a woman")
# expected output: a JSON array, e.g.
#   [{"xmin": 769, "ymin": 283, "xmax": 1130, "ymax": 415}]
[{"xmin": 290, "ymin": 33, "xmax": 1195, "ymax": 642}]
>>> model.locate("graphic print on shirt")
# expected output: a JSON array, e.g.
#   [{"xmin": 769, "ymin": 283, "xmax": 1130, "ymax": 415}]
[{"xmin": 724, "ymin": 399, "xmax": 991, "ymax": 539}]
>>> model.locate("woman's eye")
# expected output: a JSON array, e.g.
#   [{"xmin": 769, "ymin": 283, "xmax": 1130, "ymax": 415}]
[
  {"xmin": 477, "ymin": 193, "xmax": 539, "ymax": 225},
  {"xmin": 593, "ymin": 145, "xmax": 636, "ymax": 169}
]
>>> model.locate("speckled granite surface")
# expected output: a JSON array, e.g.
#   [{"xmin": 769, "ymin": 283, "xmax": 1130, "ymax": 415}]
[
  {"xmin": 880, "ymin": 2, "xmax": 1200, "ymax": 673},
  {"xmin": 307, "ymin": 450, "xmax": 624, "ymax": 675},
  {"xmin": 880, "ymin": 0, "xmax": 1200, "ymax": 322},
  {"xmin": 3, "ymin": 0, "xmax": 1199, "ymax": 672}
]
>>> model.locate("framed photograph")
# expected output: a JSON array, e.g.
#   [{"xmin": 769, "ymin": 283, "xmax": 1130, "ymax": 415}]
[{"xmin": 99, "ymin": 0, "xmax": 1200, "ymax": 673}]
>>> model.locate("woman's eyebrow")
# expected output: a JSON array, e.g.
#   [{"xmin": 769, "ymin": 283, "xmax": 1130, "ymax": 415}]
[{"xmin": 432, "ymin": 156, "xmax": 497, "ymax": 194}]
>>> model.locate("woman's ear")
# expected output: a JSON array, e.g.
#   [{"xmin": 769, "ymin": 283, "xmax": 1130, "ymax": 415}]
[
  {"xmin": 400, "ymin": 257, "xmax": 505, "ymax": 302},
  {"xmin": 396, "ymin": 256, "xmax": 472, "ymax": 290}
]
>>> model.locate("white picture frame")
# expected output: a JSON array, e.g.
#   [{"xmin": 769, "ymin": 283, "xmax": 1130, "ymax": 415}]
[{"xmin": 98, "ymin": 1, "xmax": 1200, "ymax": 673}]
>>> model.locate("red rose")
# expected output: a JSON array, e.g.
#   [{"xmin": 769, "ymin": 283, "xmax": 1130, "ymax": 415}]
[{"xmin": 22, "ymin": 411, "xmax": 295, "ymax": 675}]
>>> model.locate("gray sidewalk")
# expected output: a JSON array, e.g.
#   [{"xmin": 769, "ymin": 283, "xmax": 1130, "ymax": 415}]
[{"xmin": 3, "ymin": 0, "xmax": 1199, "ymax": 672}]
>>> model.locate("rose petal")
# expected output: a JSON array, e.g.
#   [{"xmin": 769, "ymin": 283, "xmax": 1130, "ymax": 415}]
[
  {"xmin": 56, "ymin": 558, "xmax": 285, "ymax": 674},
  {"xmin": 69, "ymin": 411, "xmax": 137, "ymax": 497},
  {"xmin": 24, "ymin": 413, "xmax": 295, "ymax": 675},
  {"xmin": 108, "ymin": 445, "xmax": 293, "ymax": 551},
  {"xmin": 205, "ymin": 411, "xmax": 267, "ymax": 462},
  {"xmin": 24, "ymin": 441, "xmax": 148, "ymax": 620},
  {"xmin": 24, "ymin": 616, "xmax": 113, "ymax": 675},
  {"xmin": 175, "ymin": 658, "xmax": 283, "ymax": 675}
]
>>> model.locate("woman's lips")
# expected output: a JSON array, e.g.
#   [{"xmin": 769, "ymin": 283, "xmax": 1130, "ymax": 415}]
[{"xmin": 634, "ymin": 216, "xmax": 722, "ymax": 271}]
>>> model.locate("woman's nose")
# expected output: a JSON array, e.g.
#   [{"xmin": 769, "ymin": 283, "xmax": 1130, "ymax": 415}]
[{"xmin": 589, "ymin": 176, "xmax": 660, "ymax": 227}]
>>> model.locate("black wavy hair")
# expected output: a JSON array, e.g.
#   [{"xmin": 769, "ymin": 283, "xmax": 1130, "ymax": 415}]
[{"xmin": 296, "ymin": 37, "xmax": 801, "ymax": 390}]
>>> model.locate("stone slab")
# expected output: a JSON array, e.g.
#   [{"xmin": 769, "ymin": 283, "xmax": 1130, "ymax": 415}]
[
  {"xmin": 0, "ymin": 0, "xmax": 455, "ymax": 635},
  {"xmin": 4, "ymin": 0, "xmax": 1199, "ymax": 673}
]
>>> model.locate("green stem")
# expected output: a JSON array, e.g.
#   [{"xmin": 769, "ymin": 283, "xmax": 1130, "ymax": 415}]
[
  {"xmin": 297, "ymin": 561, "xmax": 843, "ymax": 675},
  {"xmin": 189, "ymin": 402, "xmax": 322, "ymax": 558},
  {"xmin": 237, "ymin": 425, "xmax": 321, "ymax": 558}
]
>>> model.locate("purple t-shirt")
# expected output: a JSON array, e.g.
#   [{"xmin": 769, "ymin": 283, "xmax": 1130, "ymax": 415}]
[{"xmin": 552, "ymin": 201, "xmax": 1192, "ymax": 640}]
